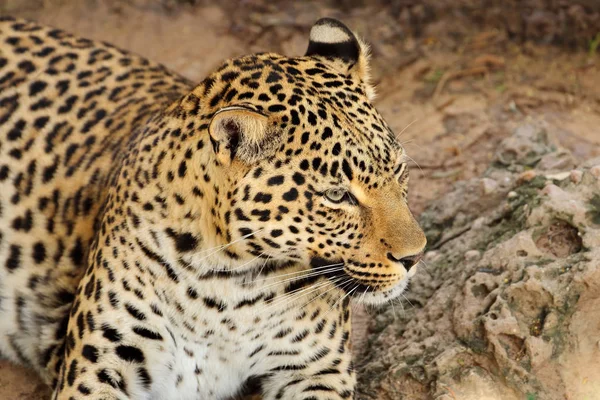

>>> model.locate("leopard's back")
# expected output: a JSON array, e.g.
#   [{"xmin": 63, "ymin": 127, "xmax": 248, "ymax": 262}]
[{"xmin": 0, "ymin": 16, "xmax": 189, "ymax": 383}]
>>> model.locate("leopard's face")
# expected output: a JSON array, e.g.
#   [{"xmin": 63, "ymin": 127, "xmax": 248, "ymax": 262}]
[
  {"xmin": 188, "ymin": 19, "xmax": 426, "ymax": 305},
  {"xmin": 229, "ymin": 111, "xmax": 425, "ymax": 304}
]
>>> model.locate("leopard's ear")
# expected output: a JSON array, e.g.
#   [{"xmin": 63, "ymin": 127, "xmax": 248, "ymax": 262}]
[
  {"xmin": 305, "ymin": 18, "xmax": 375, "ymax": 100},
  {"xmin": 209, "ymin": 105, "xmax": 276, "ymax": 166}
]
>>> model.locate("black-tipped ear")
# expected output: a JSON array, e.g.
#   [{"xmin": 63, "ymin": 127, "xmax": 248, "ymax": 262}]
[
  {"xmin": 305, "ymin": 18, "xmax": 360, "ymax": 63},
  {"xmin": 209, "ymin": 106, "xmax": 273, "ymax": 166},
  {"xmin": 305, "ymin": 18, "xmax": 375, "ymax": 100}
]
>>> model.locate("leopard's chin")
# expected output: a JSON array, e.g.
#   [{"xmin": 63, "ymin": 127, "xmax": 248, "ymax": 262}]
[
  {"xmin": 310, "ymin": 257, "xmax": 411, "ymax": 305},
  {"xmin": 353, "ymin": 278, "xmax": 410, "ymax": 305}
]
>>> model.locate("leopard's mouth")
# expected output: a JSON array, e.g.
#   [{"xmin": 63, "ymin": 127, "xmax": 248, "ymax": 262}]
[{"xmin": 310, "ymin": 257, "xmax": 408, "ymax": 302}]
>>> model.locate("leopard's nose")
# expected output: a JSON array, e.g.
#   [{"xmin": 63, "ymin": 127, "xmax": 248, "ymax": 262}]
[{"xmin": 386, "ymin": 252, "xmax": 423, "ymax": 271}]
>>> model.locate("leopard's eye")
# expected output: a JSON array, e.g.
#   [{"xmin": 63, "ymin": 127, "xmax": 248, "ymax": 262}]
[{"xmin": 324, "ymin": 188, "xmax": 356, "ymax": 205}]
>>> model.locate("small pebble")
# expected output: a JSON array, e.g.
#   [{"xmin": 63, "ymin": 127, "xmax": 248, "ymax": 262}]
[
  {"xmin": 570, "ymin": 170, "xmax": 583, "ymax": 184},
  {"xmin": 464, "ymin": 250, "xmax": 481, "ymax": 262},
  {"xmin": 545, "ymin": 171, "xmax": 570, "ymax": 181},
  {"xmin": 590, "ymin": 165, "xmax": 600, "ymax": 179},
  {"xmin": 542, "ymin": 183, "xmax": 561, "ymax": 196},
  {"xmin": 507, "ymin": 191, "xmax": 518, "ymax": 199},
  {"xmin": 481, "ymin": 178, "xmax": 498, "ymax": 195},
  {"xmin": 518, "ymin": 170, "xmax": 537, "ymax": 183},
  {"xmin": 472, "ymin": 217, "xmax": 486, "ymax": 229},
  {"xmin": 424, "ymin": 251, "xmax": 439, "ymax": 262}
]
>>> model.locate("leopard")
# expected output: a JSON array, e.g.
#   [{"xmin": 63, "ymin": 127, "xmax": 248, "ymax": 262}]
[{"xmin": 0, "ymin": 15, "xmax": 427, "ymax": 400}]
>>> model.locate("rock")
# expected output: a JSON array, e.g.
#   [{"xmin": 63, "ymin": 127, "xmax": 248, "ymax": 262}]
[
  {"xmin": 357, "ymin": 123, "xmax": 600, "ymax": 400},
  {"xmin": 570, "ymin": 170, "xmax": 583, "ymax": 184},
  {"xmin": 471, "ymin": 217, "xmax": 486, "ymax": 230},
  {"xmin": 518, "ymin": 170, "xmax": 537, "ymax": 182},
  {"xmin": 536, "ymin": 149, "xmax": 577, "ymax": 171},
  {"xmin": 493, "ymin": 124, "xmax": 553, "ymax": 169},
  {"xmin": 541, "ymin": 182, "xmax": 563, "ymax": 197},
  {"xmin": 526, "ymin": 336, "xmax": 553, "ymax": 369},
  {"xmin": 423, "ymin": 250, "xmax": 440, "ymax": 263},
  {"xmin": 464, "ymin": 250, "xmax": 481, "ymax": 262},
  {"xmin": 480, "ymin": 178, "xmax": 498, "ymax": 195},
  {"xmin": 544, "ymin": 171, "xmax": 570, "ymax": 181}
]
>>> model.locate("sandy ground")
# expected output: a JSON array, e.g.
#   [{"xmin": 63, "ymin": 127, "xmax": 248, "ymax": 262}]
[{"xmin": 1, "ymin": 1, "xmax": 599, "ymax": 398}]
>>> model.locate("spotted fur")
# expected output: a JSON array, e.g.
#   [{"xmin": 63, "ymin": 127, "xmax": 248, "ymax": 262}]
[{"xmin": 0, "ymin": 16, "xmax": 426, "ymax": 399}]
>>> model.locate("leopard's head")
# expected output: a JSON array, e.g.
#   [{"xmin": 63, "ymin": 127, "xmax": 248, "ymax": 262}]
[{"xmin": 165, "ymin": 18, "xmax": 426, "ymax": 304}]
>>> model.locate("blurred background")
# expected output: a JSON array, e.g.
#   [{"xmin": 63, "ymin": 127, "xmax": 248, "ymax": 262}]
[
  {"xmin": 1, "ymin": 0, "xmax": 599, "ymax": 398},
  {"xmin": 3, "ymin": 0, "xmax": 598, "ymax": 213}
]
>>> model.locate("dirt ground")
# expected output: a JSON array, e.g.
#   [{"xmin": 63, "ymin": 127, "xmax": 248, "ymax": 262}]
[{"xmin": 1, "ymin": 1, "xmax": 599, "ymax": 398}]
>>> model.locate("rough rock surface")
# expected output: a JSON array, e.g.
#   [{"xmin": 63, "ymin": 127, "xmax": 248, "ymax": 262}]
[{"xmin": 356, "ymin": 124, "xmax": 600, "ymax": 400}]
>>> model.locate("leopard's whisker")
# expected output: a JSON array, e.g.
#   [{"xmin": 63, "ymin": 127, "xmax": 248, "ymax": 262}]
[
  {"xmin": 403, "ymin": 153, "xmax": 423, "ymax": 173},
  {"xmin": 256, "ymin": 254, "xmax": 272, "ymax": 277},
  {"xmin": 418, "ymin": 259, "xmax": 432, "ymax": 277},
  {"xmin": 248, "ymin": 264, "xmax": 344, "ymax": 288},
  {"xmin": 270, "ymin": 277, "xmax": 344, "ymax": 310},
  {"xmin": 259, "ymin": 276, "xmax": 347, "ymax": 314},
  {"xmin": 400, "ymin": 140, "xmax": 425, "ymax": 151},
  {"xmin": 261, "ymin": 279, "xmax": 333, "ymax": 310},
  {"xmin": 195, "ymin": 228, "xmax": 264, "ymax": 258},
  {"xmin": 255, "ymin": 267, "xmax": 345, "ymax": 291},
  {"xmin": 298, "ymin": 277, "xmax": 351, "ymax": 311},
  {"xmin": 249, "ymin": 262, "xmax": 345, "ymax": 283},
  {"xmin": 396, "ymin": 118, "xmax": 418, "ymax": 139},
  {"xmin": 323, "ymin": 284, "xmax": 357, "ymax": 319},
  {"xmin": 390, "ymin": 296, "xmax": 398, "ymax": 321},
  {"xmin": 212, "ymin": 252, "xmax": 265, "ymax": 272},
  {"xmin": 258, "ymin": 264, "xmax": 344, "ymax": 283},
  {"xmin": 256, "ymin": 279, "xmax": 335, "ymax": 315},
  {"xmin": 400, "ymin": 293, "xmax": 414, "ymax": 309},
  {"xmin": 394, "ymin": 297, "xmax": 406, "ymax": 317},
  {"xmin": 324, "ymin": 279, "xmax": 354, "ymax": 310},
  {"xmin": 359, "ymin": 286, "xmax": 370, "ymax": 304}
]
